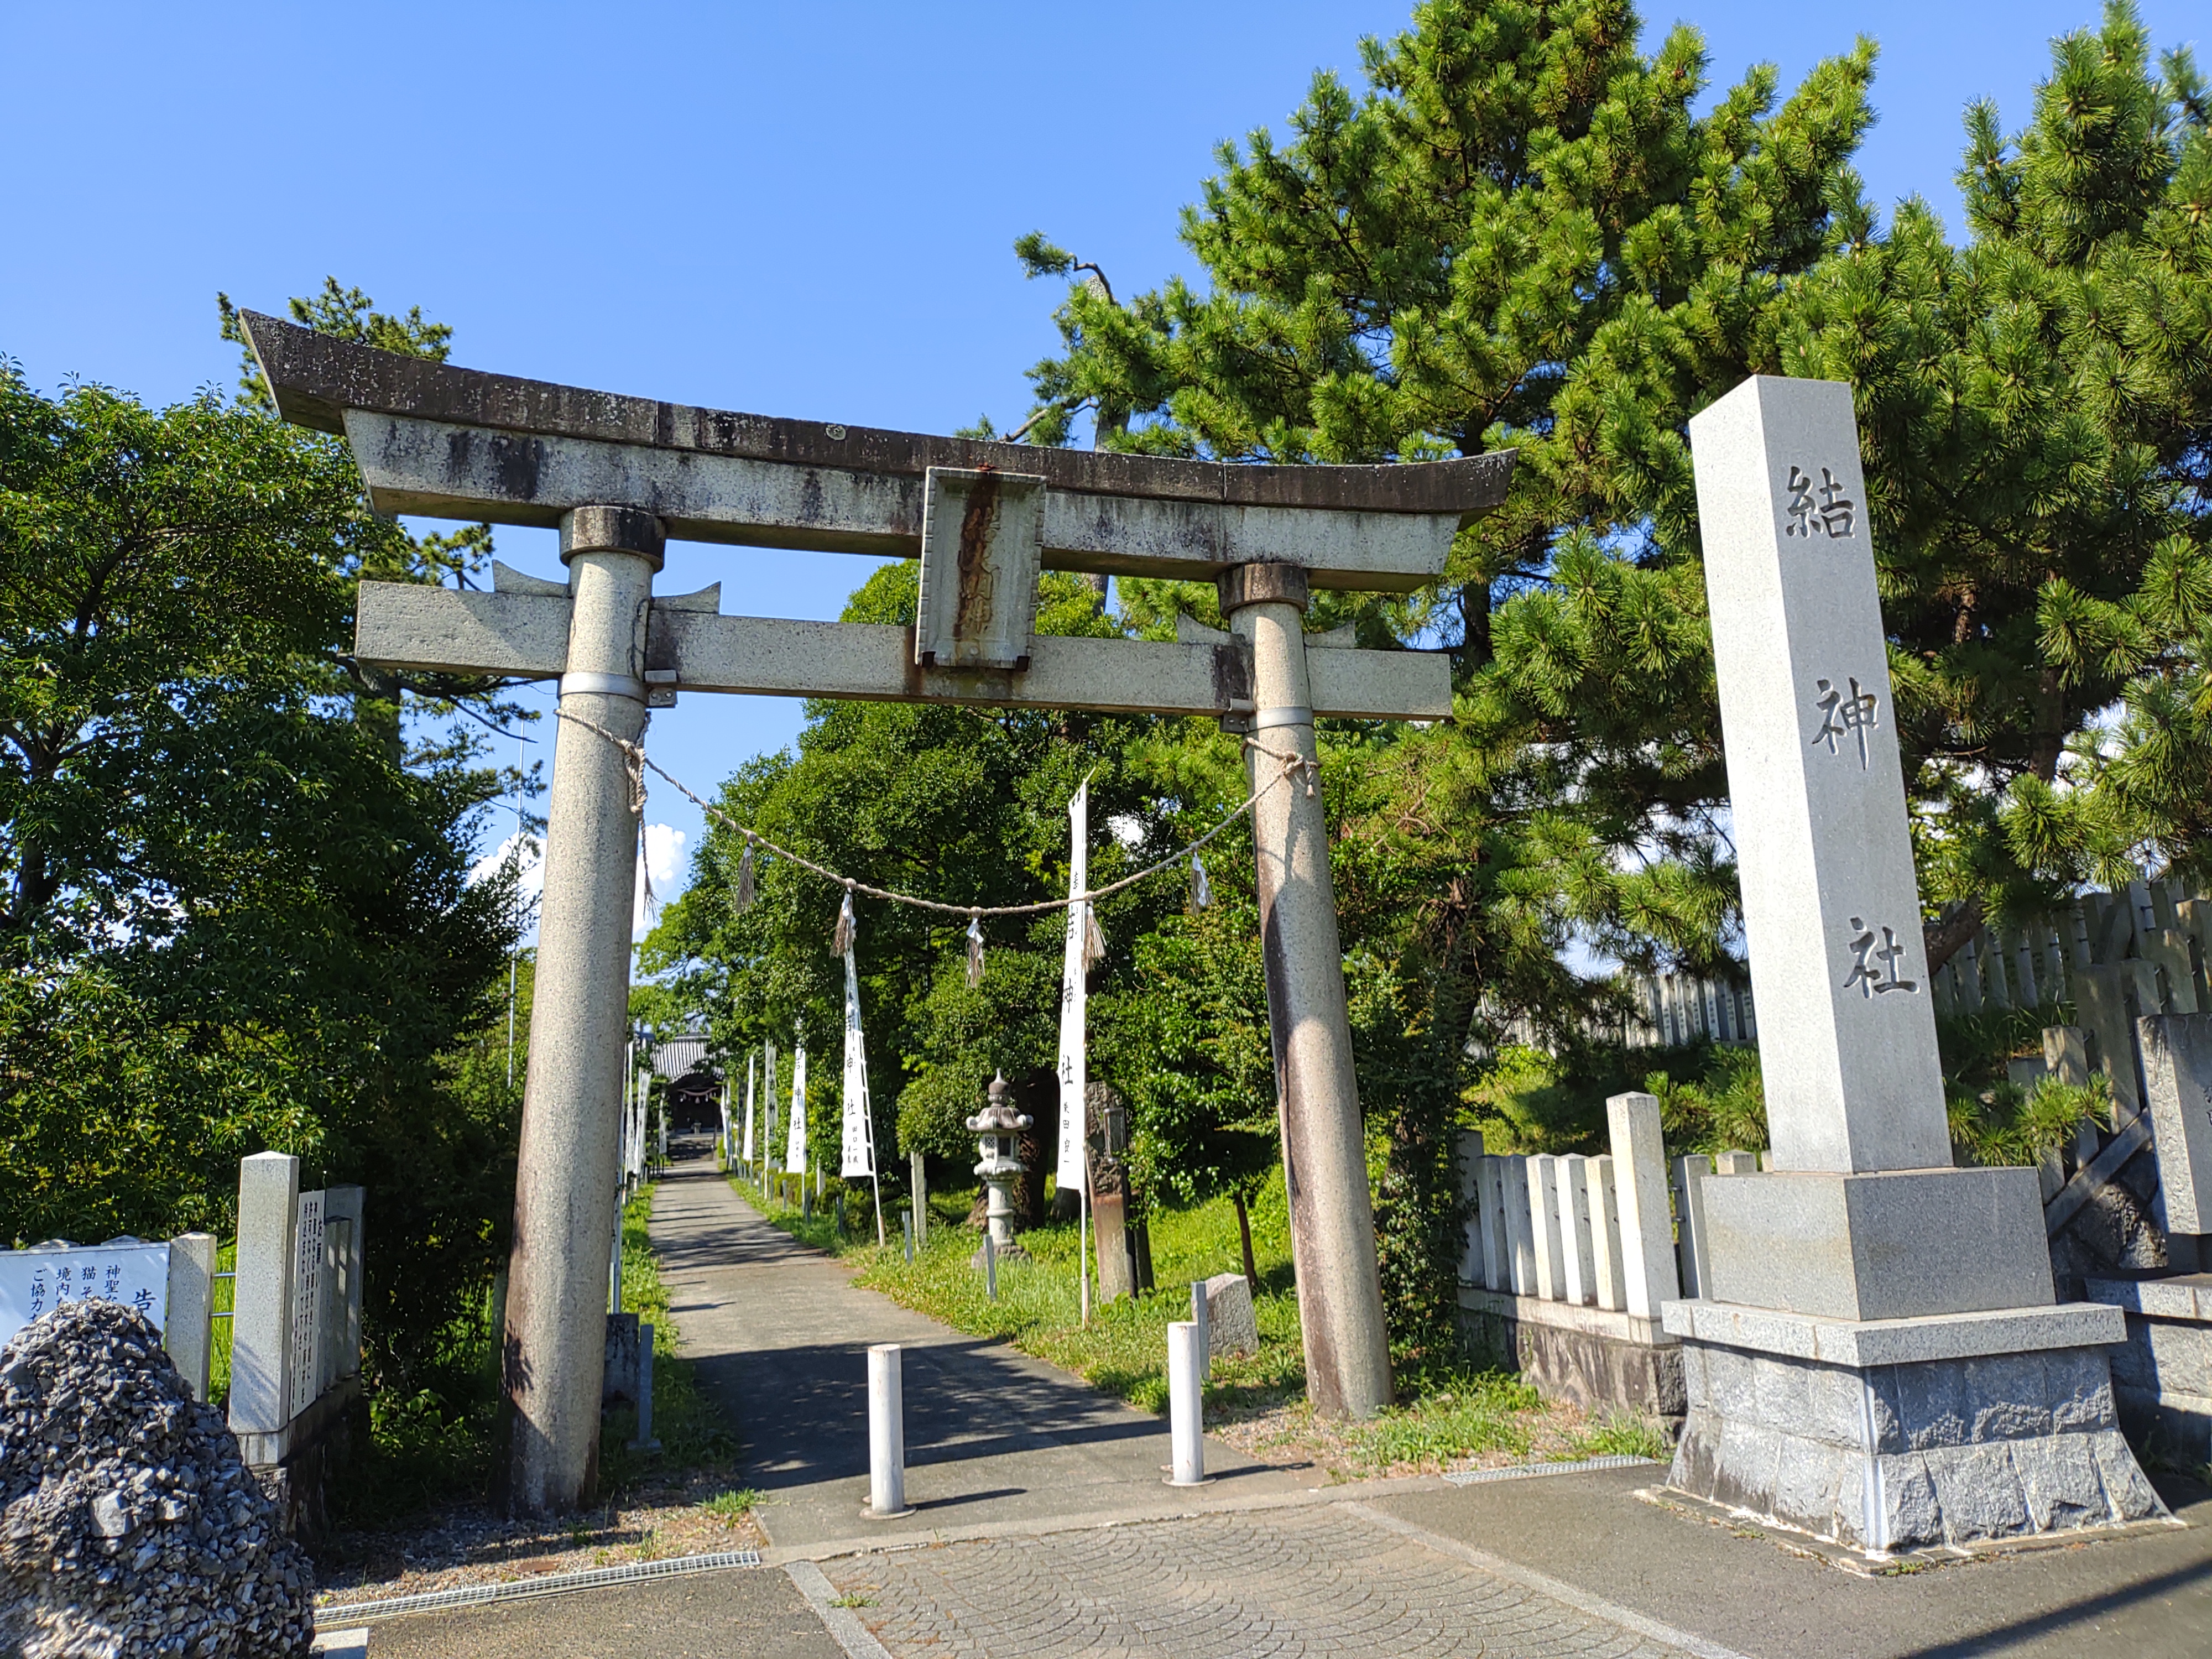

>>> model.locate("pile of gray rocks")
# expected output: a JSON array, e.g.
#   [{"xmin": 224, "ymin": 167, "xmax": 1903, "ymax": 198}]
[{"xmin": 0, "ymin": 1298, "xmax": 316, "ymax": 1658}]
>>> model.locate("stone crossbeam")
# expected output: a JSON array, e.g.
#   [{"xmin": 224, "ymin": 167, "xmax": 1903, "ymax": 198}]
[
  {"xmin": 354, "ymin": 581, "xmax": 1454, "ymax": 721},
  {"xmin": 241, "ymin": 314, "xmax": 1510, "ymax": 591},
  {"xmin": 245, "ymin": 311, "xmax": 1519, "ymax": 1515}
]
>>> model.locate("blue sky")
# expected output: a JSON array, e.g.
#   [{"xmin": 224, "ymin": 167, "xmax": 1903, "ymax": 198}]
[{"xmin": 4, "ymin": 1, "xmax": 2202, "ymax": 928}]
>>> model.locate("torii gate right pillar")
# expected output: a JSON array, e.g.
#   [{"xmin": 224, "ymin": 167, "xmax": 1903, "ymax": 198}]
[{"xmin": 1223, "ymin": 563, "xmax": 1393, "ymax": 1419}]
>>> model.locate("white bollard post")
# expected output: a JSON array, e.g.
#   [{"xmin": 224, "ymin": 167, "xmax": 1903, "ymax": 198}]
[
  {"xmin": 865, "ymin": 1343, "xmax": 913, "ymax": 1517},
  {"xmin": 1166, "ymin": 1321, "xmax": 1208, "ymax": 1486}
]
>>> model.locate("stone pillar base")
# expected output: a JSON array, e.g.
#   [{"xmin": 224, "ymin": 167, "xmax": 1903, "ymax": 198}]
[{"xmin": 1662, "ymin": 1299, "xmax": 2170, "ymax": 1553}]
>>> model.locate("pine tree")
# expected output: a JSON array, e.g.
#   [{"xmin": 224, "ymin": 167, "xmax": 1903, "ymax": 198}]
[{"xmin": 1004, "ymin": 0, "xmax": 1879, "ymax": 1346}]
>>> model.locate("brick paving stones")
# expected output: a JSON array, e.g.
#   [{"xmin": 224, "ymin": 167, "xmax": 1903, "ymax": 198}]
[{"xmin": 823, "ymin": 1504, "xmax": 1687, "ymax": 1658}]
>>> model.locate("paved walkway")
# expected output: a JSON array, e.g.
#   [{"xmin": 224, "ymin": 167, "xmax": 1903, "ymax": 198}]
[
  {"xmin": 362, "ymin": 1150, "xmax": 2212, "ymax": 1658},
  {"xmin": 650, "ymin": 1153, "xmax": 1312, "ymax": 1551}
]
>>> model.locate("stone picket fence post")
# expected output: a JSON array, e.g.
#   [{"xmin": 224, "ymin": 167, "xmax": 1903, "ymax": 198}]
[{"xmin": 225, "ymin": 1152, "xmax": 366, "ymax": 1537}]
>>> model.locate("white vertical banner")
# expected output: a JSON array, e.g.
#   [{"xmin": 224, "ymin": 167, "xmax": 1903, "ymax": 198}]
[
  {"xmin": 1056, "ymin": 780, "xmax": 1090, "ymax": 1197},
  {"xmin": 841, "ymin": 951, "xmax": 875, "ymax": 1178},
  {"xmin": 742, "ymin": 1051, "xmax": 757, "ymax": 1162},
  {"xmin": 785, "ymin": 1039, "xmax": 808, "ymax": 1174},
  {"xmin": 763, "ymin": 1041, "xmax": 778, "ymax": 1166}
]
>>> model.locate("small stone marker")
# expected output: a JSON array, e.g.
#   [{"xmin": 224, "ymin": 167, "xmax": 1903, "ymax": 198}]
[
  {"xmin": 1202, "ymin": 1272, "xmax": 1259, "ymax": 1360},
  {"xmin": 1604, "ymin": 1091, "xmax": 1680, "ymax": 1322},
  {"xmin": 2140, "ymin": 1013, "xmax": 2212, "ymax": 1235},
  {"xmin": 1585, "ymin": 1156, "xmax": 1626, "ymax": 1313},
  {"xmin": 1504, "ymin": 1157, "xmax": 1537, "ymax": 1295},
  {"xmin": 1556, "ymin": 1154, "xmax": 1595, "ymax": 1307}
]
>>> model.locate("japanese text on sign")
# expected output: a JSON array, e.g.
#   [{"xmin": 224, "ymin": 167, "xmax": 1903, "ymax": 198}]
[
  {"xmin": 1812, "ymin": 675, "xmax": 1880, "ymax": 768},
  {"xmin": 0, "ymin": 1241, "xmax": 170, "ymax": 1350},
  {"xmin": 1844, "ymin": 918, "xmax": 1919, "ymax": 998},
  {"xmin": 1782, "ymin": 466, "xmax": 1856, "ymax": 539}
]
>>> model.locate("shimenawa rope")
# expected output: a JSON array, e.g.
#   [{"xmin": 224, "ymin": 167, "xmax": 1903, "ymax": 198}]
[{"xmin": 552, "ymin": 707, "xmax": 1318, "ymax": 928}]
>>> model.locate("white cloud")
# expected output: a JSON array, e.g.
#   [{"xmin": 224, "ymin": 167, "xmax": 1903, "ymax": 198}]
[
  {"xmin": 637, "ymin": 823, "xmax": 688, "ymax": 934},
  {"xmin": 467, "ymin": 823, "xmax": 687, "ymax": 939},
  {"xmin": 469, "ymin": 830, "xmax": 543, "ymax": 910}
]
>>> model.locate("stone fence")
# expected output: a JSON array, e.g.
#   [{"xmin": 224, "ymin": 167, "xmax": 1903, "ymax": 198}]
[
  {"xmin": 1459, "ymin": 876, "xmax": 2212, "ymax": 1463},
  {"xmin": 1457, "ymin": 1092, "xmax": 1708, "ymax": 1420},
  {"xmin": 0, "ymin": 1152, "xmax": 363, "ymax": 1537}
]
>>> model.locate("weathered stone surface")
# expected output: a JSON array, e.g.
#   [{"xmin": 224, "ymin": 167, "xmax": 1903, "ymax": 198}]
[
  {"xmin": 1660, "ymin": 1296, "xmax": 2124, "ymax": 1367},
  {"xmin": 0, "ymin": 1299, "xmax": 315, "ymax": 1658},
  {"xmin": 1202, "ymin": 1274, "xmax": 1260, "ymax": 1360},
  {"xmin": 1457, "ymin": 1303, "xmax": 1686, "ymax": 1419},
  {"xmin": 1665, "ymin": 1331, "xmax": 2168, "ymax": 1551},
  {"xmin": 242, "ymin": 311, "xmax": 1515, "ymax": 526},
  {"xmin": 1691, "ymin": 375, "xmax": 1951, "ymax": 1174},
  {"xmin": 2140, "ymin": 1013, "xmax": 2212, "ymax": 1233},
  {"xmin": 1699, "ymin": 1166, "xmax": 2054, "ymax": 1321},
  {"xmin": 2085, "ymin": 1272, "xmax": 2212, "ymax": 1464}
]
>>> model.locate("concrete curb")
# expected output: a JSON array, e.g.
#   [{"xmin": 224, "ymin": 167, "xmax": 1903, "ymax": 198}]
[
  {"xmin": 758, "ymin": 1470, "xmax": 1458, "ymax": 1564},
  {"xmin": 786, "ymin": 1559, "xmax": 898, "ymax": 1659}
]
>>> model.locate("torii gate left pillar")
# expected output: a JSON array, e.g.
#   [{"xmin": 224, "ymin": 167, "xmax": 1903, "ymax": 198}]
[{"xmin": 500, "ymin": 505, "xmax": 661, "ymax": 1515}]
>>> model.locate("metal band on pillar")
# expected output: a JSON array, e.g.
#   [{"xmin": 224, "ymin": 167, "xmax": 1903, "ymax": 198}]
[{"xmin": 1216, "ymin": 559, "xmax": 1393, "ymax": 1420}]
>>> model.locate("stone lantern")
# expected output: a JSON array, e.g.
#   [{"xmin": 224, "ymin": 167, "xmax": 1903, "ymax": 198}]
[{"xmin": 965, "ymin": 1072, "xmax": 1032, "ymax": 1264}]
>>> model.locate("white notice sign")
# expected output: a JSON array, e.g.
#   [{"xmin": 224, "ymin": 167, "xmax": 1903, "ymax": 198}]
[
  {"xmin": 290, "ymin": 1190, "xmax": 325, "ymax": 1418},
  {"xmin": 0, "ymin": 1241, "xmax": 170, "ymax": 1350}
]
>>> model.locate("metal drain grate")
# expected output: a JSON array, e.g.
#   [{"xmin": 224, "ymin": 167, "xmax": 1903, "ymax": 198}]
[
  {"xmin": 316, "ymin": 1547, "xmax": 762, "ymax": 1624},
  {"xmin": 1443, "ymin": 1454, "xmax": 1658, "ymax": 1486}
]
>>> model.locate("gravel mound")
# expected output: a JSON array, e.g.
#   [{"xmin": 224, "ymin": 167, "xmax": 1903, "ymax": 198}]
[{"xmin": 0, "ymin": 1298, "xmax": 315, "ymax": 1658}]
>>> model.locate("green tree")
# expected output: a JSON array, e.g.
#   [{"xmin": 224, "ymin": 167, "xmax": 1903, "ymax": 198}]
[
  {"xmin": 1780, "ymin": 4, "xmax": 2210, "ymax": 912},
  {"xmin": 999, "ymin": 0, "xmax": 1878, "ymax": 1347},
  {"xmin": 0, "ymin": 295, "xmax": 528, "ymax": 1391},
  {"xmin": 641, "ymin": 559, "xmax": 1228, "ymax": 1225}
]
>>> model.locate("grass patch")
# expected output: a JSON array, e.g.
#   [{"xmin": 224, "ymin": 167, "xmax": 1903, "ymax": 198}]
[
  {"xmin": 597, "ymin": 1182, "xmax": 738, "ymax": 1490},
  {"xmin": 699, "ymin": 1486, "xmax": 764, "ymax": 1522},
  {"xmin": 736, "ymin": 1165, "xmax": 1673, "ymax": 1475},
  {"xmin": 1341, "ymin": 1370, "xmax": 1546, "ymax": 1467},
  {"xmin": 738, "ymin": 1165, "xmax": 1307, "ymax": 1419}
]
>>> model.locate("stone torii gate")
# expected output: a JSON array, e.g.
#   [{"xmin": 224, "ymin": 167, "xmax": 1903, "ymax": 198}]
[{"xmin": 241, "ymin": 314, "xmax": 1514, "ymax": 1515}]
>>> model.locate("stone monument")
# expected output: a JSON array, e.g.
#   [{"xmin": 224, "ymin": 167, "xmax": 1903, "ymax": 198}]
[{"xmin": 1663, "ymin": 375, "xmax": 2167, "ymax": 1552}]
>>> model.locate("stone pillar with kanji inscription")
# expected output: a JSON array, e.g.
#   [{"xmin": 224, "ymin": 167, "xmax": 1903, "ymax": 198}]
[{"xmin": 1661, "ymin": 377, "xmax": 2165, "ymax": 1552}]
